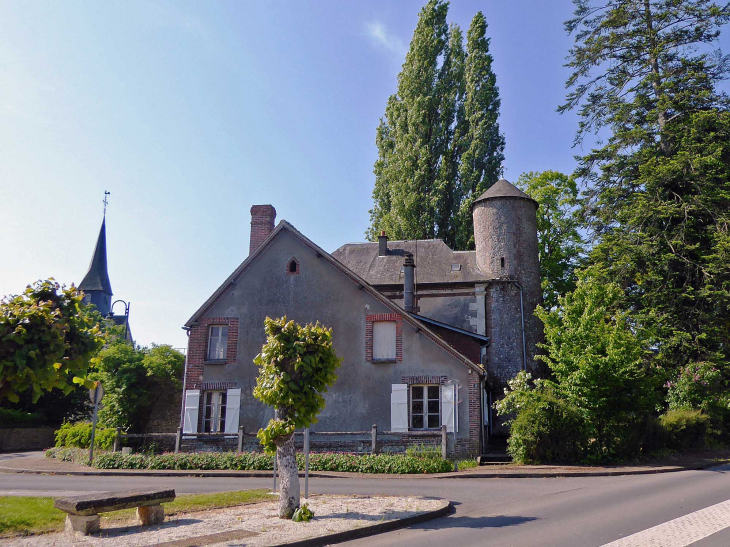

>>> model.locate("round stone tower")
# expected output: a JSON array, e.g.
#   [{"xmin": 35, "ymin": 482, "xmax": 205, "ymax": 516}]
[{"xmin": 472, "ymin": 179, "xmax": 542, "ymax": 389}]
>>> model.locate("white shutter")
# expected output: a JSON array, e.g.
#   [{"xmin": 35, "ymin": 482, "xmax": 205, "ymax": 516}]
[
  {"xmin": 373, "ymin": 322, "xmax": 396, "ymax": 360},
  {"xmin": 390, "ymin": 384, "xmax": 408, "ymax": 432},
  {"xmin": 224, "ymin": 388, "xmax": 241, "ymax": 434},
  {"xmin": 441, "ymin": 383, "xmax": 455, "ymax": 433},
  {"xmin": 182, "ymin": 390, "xmax": 200, "ymax": 434}
]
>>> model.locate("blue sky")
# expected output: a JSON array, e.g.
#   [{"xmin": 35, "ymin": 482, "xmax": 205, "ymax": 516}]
[{"xmin": 1, "ymin": 1, "xmax": 725, "ymax": 349}]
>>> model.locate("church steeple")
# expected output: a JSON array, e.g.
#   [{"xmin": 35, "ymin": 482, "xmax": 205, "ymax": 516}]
[{"xmin": 79, "ymin": 214, "xmax": 113, "ymax": 317}]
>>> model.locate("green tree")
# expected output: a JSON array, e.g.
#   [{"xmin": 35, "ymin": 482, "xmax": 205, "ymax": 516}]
[
  {"xmin": 456, "ymin": 11, "xmax": 505, "ymax": 249},
  {"xmin": 534, "ymin": 270, "xmax": 660, "ymax": 461},
  {"xmin": 367, "ymin": 3, "xmax": 503, "ymax": 249},
  {"xmin": 561, "ymin": 1, "xmax": 730, "ymax": 397},
  {"xmin": 93, "ymin": 342, "xmax": 184, "ymax": 432},
  {"xmin": 516, "ymin": 171, "xmax": 585, "ymax": 310},
  {"xmin": 253, "ymin": 317, "xmax": 341, "ymax": 518},
  {"xmin": 0, "ymin": 280, "xmax": 103, "ymax": 403}
]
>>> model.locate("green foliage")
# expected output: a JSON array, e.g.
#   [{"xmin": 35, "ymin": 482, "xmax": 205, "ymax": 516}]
[
  {"xmin": 0, "ymin": 408, "xmax": 47, "ymax": 428},
  {"xmin": 253, "ymin": 317, "xmax": 341, "ymax": 454},
  {"xmin": 54, "ymin": 422, "xmax": 116, "ymax": 450},
  {"xmin": 48, "ymin": 449, "xmax": 455, "ymax": 474},
  {"xmin": 659, "ymin": 410, "xmax": 710, "ymax": 451},
  {"xmin": 92, "ymin": 342, "xmax": 184, "ymax": 432},
  {"xmin": 516, "ymin": 171, "xmax": 586, "ymax": 309},
  {"xmin": 367, "ymin": 2, "xmax": 504, "ymax": 249},
  {"xmin": 0, "ymin": 279, "xmax": 104, "ymax": 403},
  {"xmin": 405, "ymin": 443, "xmax": 442, "ymax": 460},
  {"xmin": 292, "ymin": 503, "xmax": 314, "ymax": 522}
]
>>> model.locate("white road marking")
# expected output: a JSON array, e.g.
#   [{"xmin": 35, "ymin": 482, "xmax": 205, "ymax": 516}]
[{"xmin": 601, "ymin": 498, "xmax": 730, "ymax": 547}]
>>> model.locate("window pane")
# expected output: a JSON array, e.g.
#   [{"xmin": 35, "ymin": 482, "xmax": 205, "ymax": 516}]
[
  {"xmin": 412, "ymin": 400, "xmax": 423, "ymax": 414},
  {"xmin": 427, "ymin": 414, "xmax": 440, "ymax": 428},
  {"xmin": 372, "ymin": 321, "xmax": 396, "ymax": 360},
  {"xmin": 412, "ymin": 415, "xmax": 424, "ymax": 429},
  {"xmin": 208, "ymin": 326, "xmax": 229, "ymax": 360},
  {"xmin": 428, "ymin": 400, "xmax": 439, "ymax": 413},
  {"xmin": 427, "ymin": 386, "xmax": 439, "ymax": 400},
  {"xmin": 412, "ymin": 386, "xmax": 423, "ymax": 400}
]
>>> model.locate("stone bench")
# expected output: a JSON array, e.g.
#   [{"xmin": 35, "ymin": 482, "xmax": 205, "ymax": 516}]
[{"xmin": 54, "ymin": 489, "xmax": 176, "ymax": 535}]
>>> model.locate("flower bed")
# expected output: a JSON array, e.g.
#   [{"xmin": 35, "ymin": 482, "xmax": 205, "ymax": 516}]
[{"xmin": 45, "ymin": 448, "xmax": 453, "ymax": 474}]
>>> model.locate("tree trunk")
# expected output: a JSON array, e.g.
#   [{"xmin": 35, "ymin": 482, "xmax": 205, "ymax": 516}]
[{"xmin": 276, "ymin": 433, "xmax": 300, "ymax": 519}]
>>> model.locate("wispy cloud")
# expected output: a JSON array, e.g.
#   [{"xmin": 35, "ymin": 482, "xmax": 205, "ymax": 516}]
[{"xmin": 365, "ymin": 21, "xmax": 407, "ymax": 57}]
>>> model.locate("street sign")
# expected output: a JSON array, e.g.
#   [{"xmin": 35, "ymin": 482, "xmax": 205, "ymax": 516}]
[{"xmin": 89, "ymin": 382, "xmax": 104, "ymax": 405}]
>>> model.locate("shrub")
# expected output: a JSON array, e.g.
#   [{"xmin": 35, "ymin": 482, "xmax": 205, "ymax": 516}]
[
  {"xmin": 83, "ymin": 451, "xmax": 454, "ymax": 474},
  {"xmin": 54, "ymin": 422, "xmax": 116, "ymax": 450},
  {"xmin": 507, "ymin": 391, "xmax": 587, "ymax": 465},
  {"xmin": 659, "ymin": 410, "xmax": 710, "ymax": 451},
  {"xmin": 405, "ymin": 443, "xmax": 442, "ymax": 460},
  {"xmin": 0, "ymin": 408, "xmax": 47, "ymax": 428}
]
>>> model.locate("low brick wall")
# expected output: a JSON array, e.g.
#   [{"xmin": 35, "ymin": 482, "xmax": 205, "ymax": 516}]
[{"xmin": 0, "ymin": 427, "xmax": 56, "ymax": 452}]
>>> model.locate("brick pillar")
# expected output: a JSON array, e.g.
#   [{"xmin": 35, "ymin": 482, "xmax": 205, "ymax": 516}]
[{"xmin": 249, "ymin": 205, "xmax": 276, "ymax": 255}]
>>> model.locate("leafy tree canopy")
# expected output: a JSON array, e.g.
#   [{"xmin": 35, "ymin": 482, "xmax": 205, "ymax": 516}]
[
  {"xmin": 516, "ymin": 171, "xmax": 586, "ymax": 310},
  {"xmin": 367, "ymin": 2, "xmax": 504, "ymax": 249},
  {"xmin": 0, "ymin": 280, "xmax": 104, "ymax": 403}
]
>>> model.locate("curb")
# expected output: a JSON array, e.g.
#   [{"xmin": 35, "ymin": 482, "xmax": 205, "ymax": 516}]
[
  {"xmin": 1, "ymin": 460, "xmax": 727, "ymax": 480},
  {"xmin": 271, "ymin": 499, "xmax": 452, "ymax": 547}
]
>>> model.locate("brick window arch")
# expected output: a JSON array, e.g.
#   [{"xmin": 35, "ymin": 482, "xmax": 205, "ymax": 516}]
[{"xmin": 287, "ymin": 257, "xmax": 300, "ymax": 275}]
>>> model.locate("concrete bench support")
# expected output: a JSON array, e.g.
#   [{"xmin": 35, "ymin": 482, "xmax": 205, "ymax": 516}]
[
  {"xmin": 65, "ymin": 514, "xmax": 100, "ymax": 535},
  {"xmin": 137, "ymin": 504, "xmax": 165, "ymax": 525}
]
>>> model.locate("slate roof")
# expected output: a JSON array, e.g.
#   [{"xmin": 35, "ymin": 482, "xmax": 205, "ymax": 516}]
[
  {"xmin": 472, "ymin": 178, "xmax": 538, "ymax": 207},
  {"xmin": 184, "ymin": 220, "xmax": 484, "ymax": 375},
  {"xmin": 331, "ymin": 239, "xmax": 489, "ymax": 286},
  {"xmin": 79, "ymin": 218, "xmax": 113, "ymax": 294}
]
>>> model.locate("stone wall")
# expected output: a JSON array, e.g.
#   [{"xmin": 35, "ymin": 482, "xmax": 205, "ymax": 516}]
[{"xmin": 0, "ymin": 427, "xmax": 56, "ymax": 451}]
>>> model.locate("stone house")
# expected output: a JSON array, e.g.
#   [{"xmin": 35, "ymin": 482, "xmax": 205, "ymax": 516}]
[{"xmin": 180, "ymin": 179, "xmax": 542, "ymax": 456}]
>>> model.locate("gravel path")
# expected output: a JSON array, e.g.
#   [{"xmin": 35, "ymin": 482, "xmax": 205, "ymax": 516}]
[{"xmin": 0, "ymin": 495, "xmax": 446, "ymax": 547}]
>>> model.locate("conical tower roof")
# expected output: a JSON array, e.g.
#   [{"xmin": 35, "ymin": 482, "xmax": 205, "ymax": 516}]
[
  {"xmin": 472, "ymin": 178, "xmax": 538, "ymax": 207},
  {"xmin": 79, "ymin": 218, "xmax": 113, "ymax": 294}
]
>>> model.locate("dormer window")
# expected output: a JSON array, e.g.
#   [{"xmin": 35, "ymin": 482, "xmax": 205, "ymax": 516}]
[
  {"xmin": 287, "ymin": 258, "xmax": 300, "ymax": 275},
  {"xmin": 451, "ymin": 263, "xmax": 461, "ymax": 271}
]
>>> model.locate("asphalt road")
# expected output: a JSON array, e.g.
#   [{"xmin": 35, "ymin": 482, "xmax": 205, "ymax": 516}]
[{"xmin": 1, "ymin": 457, "xmax": 729, "ymax": 546}]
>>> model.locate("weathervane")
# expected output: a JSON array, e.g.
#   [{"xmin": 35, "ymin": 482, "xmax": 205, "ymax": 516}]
[{"xmin": 103, "ymin": 191, "xmax": 110, "ymax": 216}]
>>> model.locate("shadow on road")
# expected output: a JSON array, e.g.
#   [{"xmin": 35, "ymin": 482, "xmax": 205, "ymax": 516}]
[{"xmin": 419, "ymin": 514, "xmax": 538, "ymax": 530}]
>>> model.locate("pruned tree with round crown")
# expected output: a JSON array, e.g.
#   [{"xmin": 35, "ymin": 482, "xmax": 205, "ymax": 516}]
[{"xmin": 253, "ymin": 317, "xmax": 341, "ymax": 519}]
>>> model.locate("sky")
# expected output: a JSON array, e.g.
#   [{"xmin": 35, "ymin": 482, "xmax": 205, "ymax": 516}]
[{"xmin": 1, "ymin": 1, "xmax": 726, "ymax": 349}]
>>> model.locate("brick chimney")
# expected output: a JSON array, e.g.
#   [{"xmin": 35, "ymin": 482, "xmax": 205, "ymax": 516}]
[{"xmin": 249, "ymin": 205, "xmax": 276, "ymax": 255}]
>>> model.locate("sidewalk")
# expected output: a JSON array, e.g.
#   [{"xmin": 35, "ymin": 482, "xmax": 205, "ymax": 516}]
[{"xmin": 2, "ymin": 450, "xmax": 728, "ymax": 479}]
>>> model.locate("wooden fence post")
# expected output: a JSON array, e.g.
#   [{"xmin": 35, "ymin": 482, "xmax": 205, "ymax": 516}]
[
  {"xmin": 237, "ymin": 426, "xmax": 244, "ymax": 454},
  {"xmin": 175, "ymin": 427, "xmax": 182, "ymax": 454},
  {"xmin": 371, "ymin": 424, "xmax": 377, "ymax": 454},
  {"xmin": 441, "ymin": 425, "xmax": 447, "ymax": 460},
  {"xmin": 113, "ymin": 428, "xmax": 121, "ymax": 452}
]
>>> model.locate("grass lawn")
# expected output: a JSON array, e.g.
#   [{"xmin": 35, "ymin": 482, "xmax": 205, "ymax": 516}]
[{"xmin": 0, "ymin": 489, "xmax": 275, "ymax": 537}]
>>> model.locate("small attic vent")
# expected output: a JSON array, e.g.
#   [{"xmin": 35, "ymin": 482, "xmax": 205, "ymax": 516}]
[
  {"xmin": 451, "ymin": 263, "xmax": 461, "ymax": 271},
  {"xmin": 287, "ymin": 258, "xmax": 300, "ymax": 275}
]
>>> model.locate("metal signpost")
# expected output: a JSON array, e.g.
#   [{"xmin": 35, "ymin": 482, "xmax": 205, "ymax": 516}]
[
  {"xmin": 88, "ymin": 381, "xmax": 104, "ymax": 464},
  {"xmin": 304, "ymin": 427, "xmax": 310, "ymax": 499}
]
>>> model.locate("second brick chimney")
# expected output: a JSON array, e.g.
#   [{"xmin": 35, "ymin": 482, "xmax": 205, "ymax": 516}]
[{"xmin": 249, "ymin": 205, "xmax": 276, "ymax": 255}]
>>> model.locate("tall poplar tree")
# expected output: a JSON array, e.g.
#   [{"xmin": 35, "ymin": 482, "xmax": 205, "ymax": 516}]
[
  {"xmin": 457, "ymin": 11, "xmax": 505, "ymax": 249},
  {"xmin": 367, "ymin": 3, "xmax": 504, "ymax": 249},
  {"xmin": 561, "ymin": 1, "xmax": 730, "ymax": 379}
]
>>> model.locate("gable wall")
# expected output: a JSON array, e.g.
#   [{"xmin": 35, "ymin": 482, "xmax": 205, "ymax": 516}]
[{"xmin": 184, "ymin": 230, "xmax": 480, "ymax": 451}]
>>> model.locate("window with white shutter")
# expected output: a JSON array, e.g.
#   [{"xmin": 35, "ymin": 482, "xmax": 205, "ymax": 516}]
[
  {"xmin": 203, "ymin": 391, "xmax": 227, "ymax": 433},
  {"xmin": 411, "ymin": 385, "xmax": 440, "ymax": 430},
  {"xmin": 373, "ymin": 321, "xmax": 396, "ymax": 361},
  {"xmin": 390, "ymin": 384, "xmax": 408, "ymax": 432},
  {"xmin": 182, "ymin": 390, "xmax": 200, "ymax": 434},
  {"xmin": 224, "ymin": 388, "xmax": 241, "ymax": 434},
  {"xmin": 441, "ymin": 383, "xmax": 455, "ymax": 433}
]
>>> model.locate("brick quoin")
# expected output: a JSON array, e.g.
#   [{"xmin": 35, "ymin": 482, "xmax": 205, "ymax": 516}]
[
  {"xmin": 365, "ymin": 313, "xmax": 403, "ymax": 362},
  {"xmin": 185, "ymin": 317, "xmax": 239, "ymax": 391},
  {"xmin": 249, "ymin": 205, "xmax": 276, "ymax": 255}
]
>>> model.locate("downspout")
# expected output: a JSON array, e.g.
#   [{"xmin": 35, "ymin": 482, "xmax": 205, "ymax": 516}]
[
  {"xmin": 515, "ymin": 282, "xmax": 527, "ymax": 372},
  {"xmin": 178, "ymin": 326, "xmax": 191, "ymax": 430}
]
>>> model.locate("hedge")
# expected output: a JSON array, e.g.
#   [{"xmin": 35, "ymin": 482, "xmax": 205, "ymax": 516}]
[
  {"xmin": 54, "ymin": 422, "xmax": 116, "ymax": 450},
  {"xmin": 0, "ymin": 408, "xmax": 47, "ymax": 429},
  {"xmin": 46, "ymin": 449, "xmax": 453, "ymax": 474}
]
